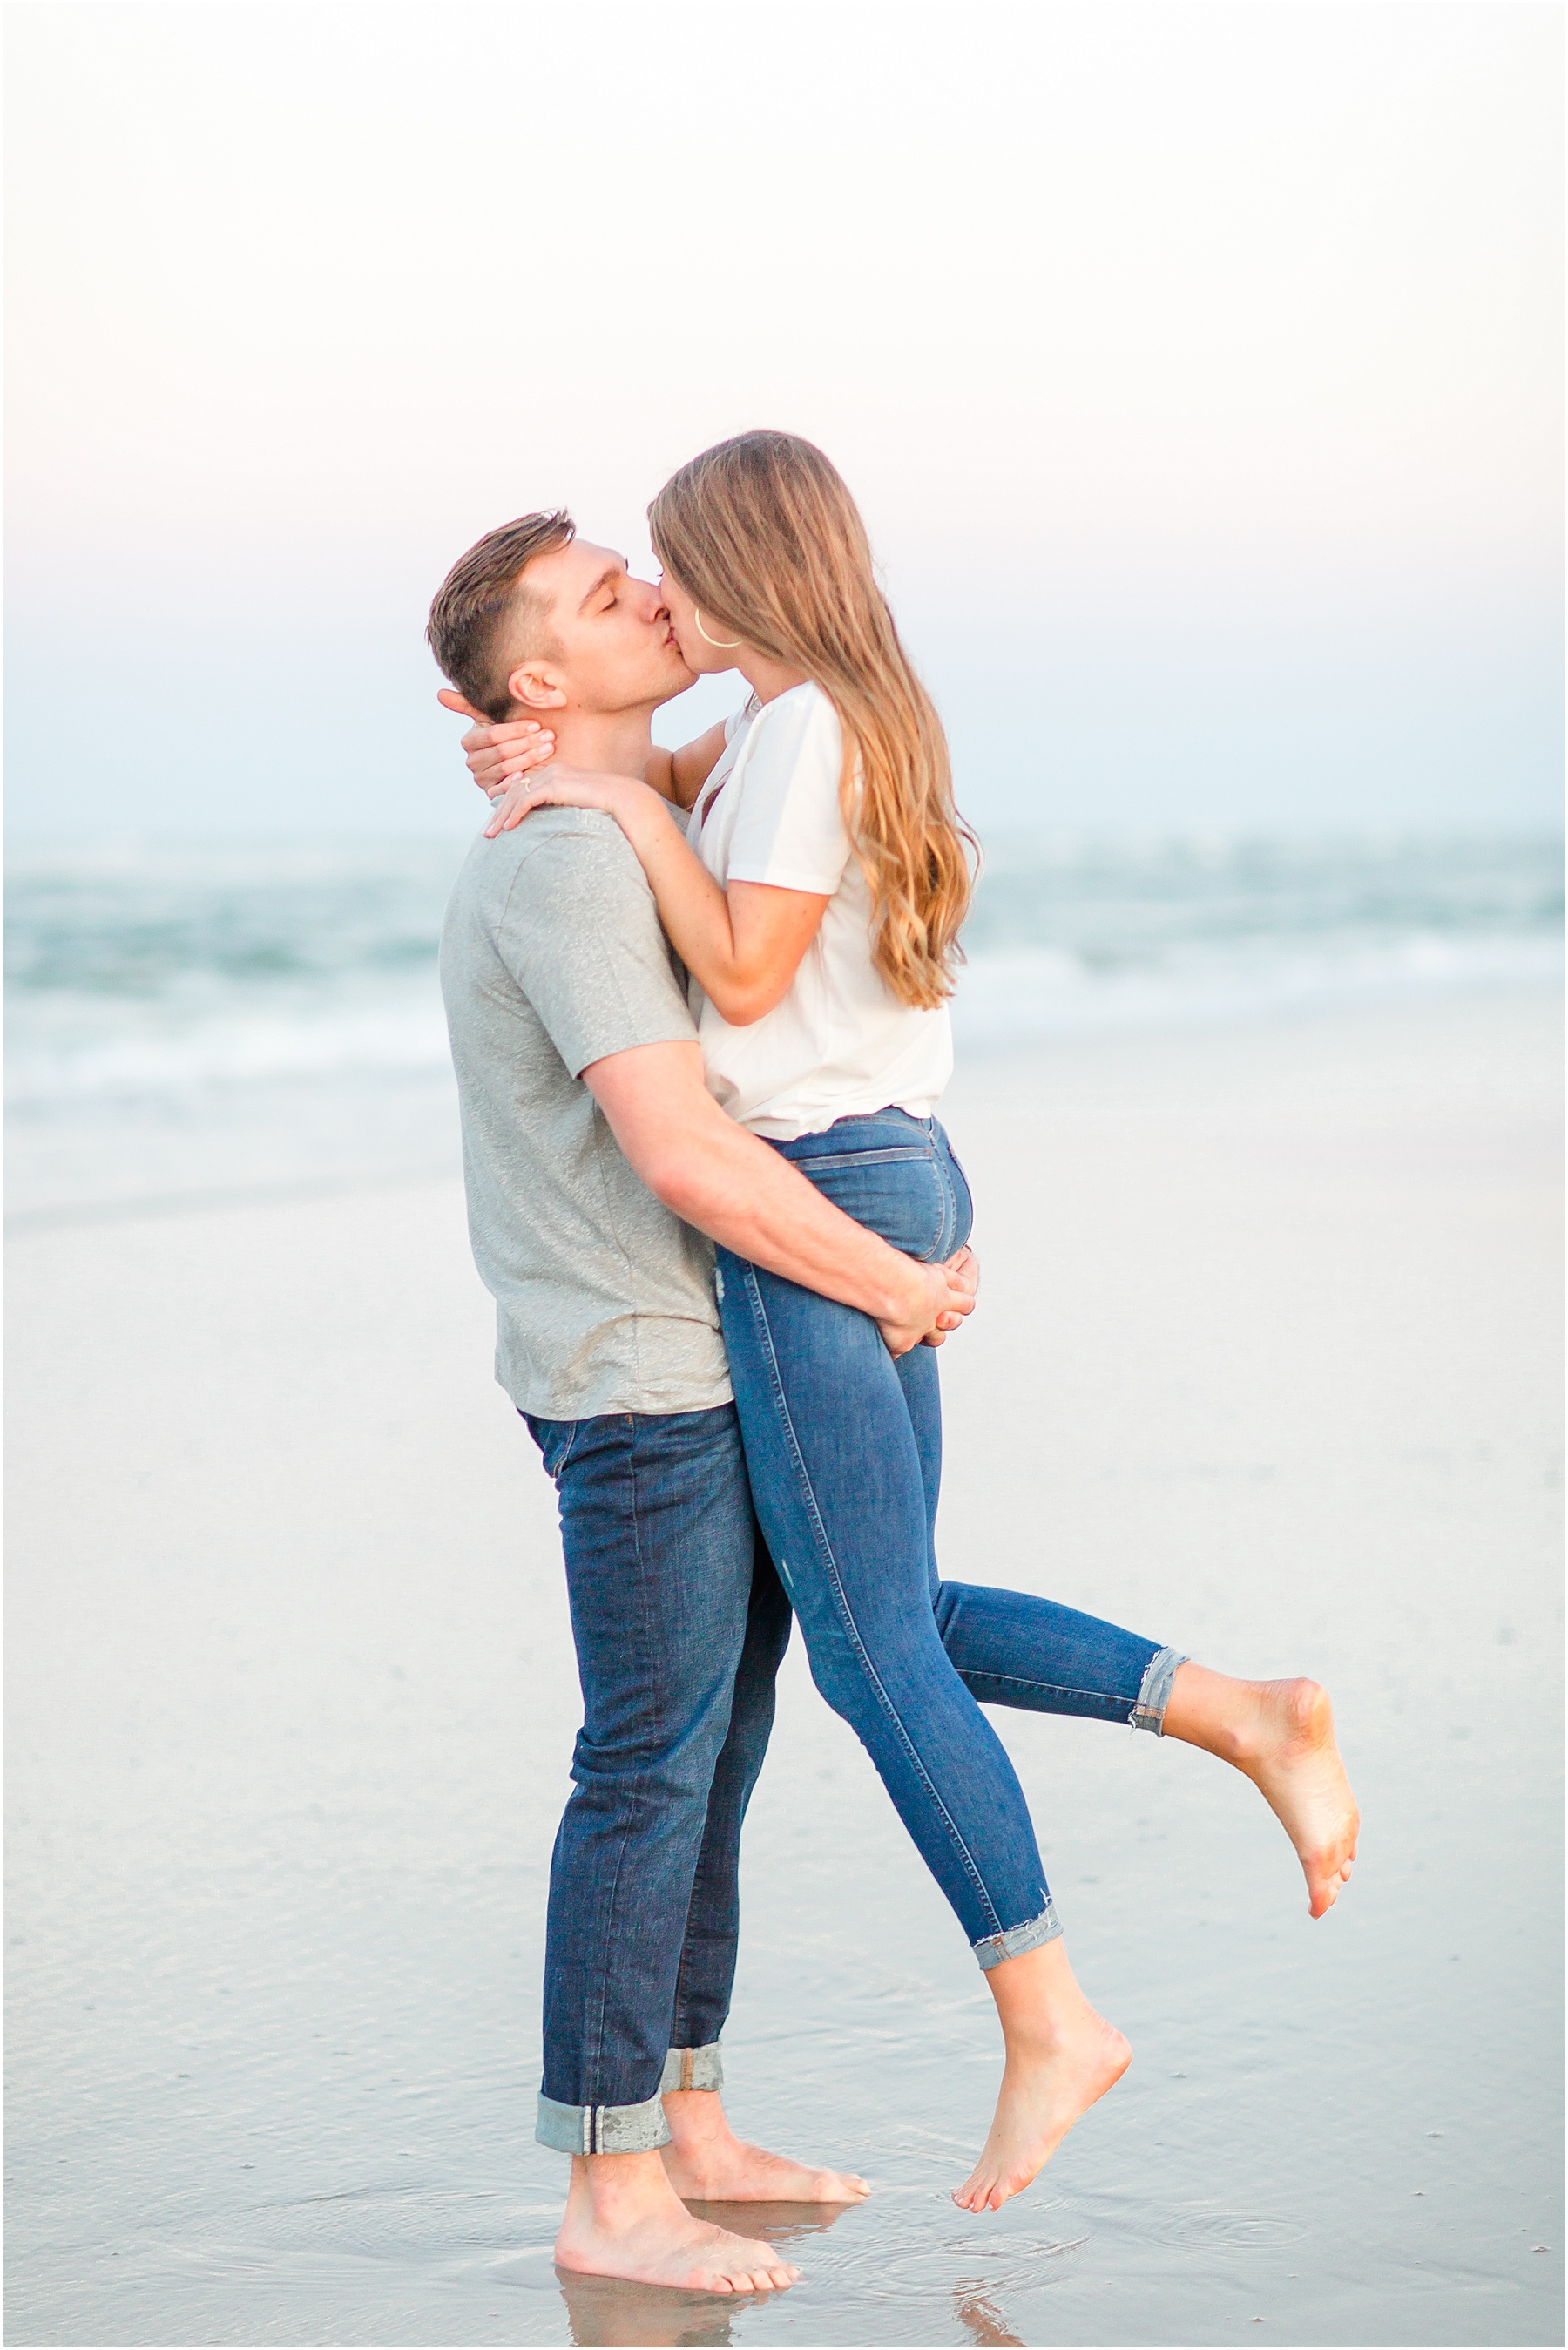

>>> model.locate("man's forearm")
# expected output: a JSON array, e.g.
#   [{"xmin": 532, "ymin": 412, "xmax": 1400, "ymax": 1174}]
[
  {"xmin": 653, "ymin": 1111, "xmax": 923, "ymax": 1324},
  {"xmin": 584, "ymin": 1043, "xmax": 927, "ymax": 1324}
]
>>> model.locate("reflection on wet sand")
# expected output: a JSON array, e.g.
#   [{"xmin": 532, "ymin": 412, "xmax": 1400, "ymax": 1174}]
[
  {"xmin": 954, "ymin": 2285, "xmax": 1026, "ymax": 2347},
  {"xmin": 554, "ymin": 2265, "xmax": 747, "ymax": 2350},
  {"xmin": 549, "ymin": 2200, "xmax": 1056, "ymax": 2347},
  {"xmin": 554, "ymin": 2203, "xmax": 854, "ymax": 2347},
  {"xmin": 675, "ymin": 2199, "xmax": 862, "ymax": 2245}
]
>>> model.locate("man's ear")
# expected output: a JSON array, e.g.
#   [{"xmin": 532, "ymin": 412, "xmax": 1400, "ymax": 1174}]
[{"xmin": 506, "ymin": 662, "xmax": 569, "ymax": 714}]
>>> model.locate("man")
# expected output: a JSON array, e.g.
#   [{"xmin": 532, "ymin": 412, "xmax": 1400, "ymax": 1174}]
[{"xmin": 427, "ymin": 511, "xmax": 975, "ymax": 2296}]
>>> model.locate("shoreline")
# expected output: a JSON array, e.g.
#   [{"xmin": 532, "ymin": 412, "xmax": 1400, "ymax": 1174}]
[{"xmin": 6, "ymin": 972, "xmax": 1559, "ymax": 1236}]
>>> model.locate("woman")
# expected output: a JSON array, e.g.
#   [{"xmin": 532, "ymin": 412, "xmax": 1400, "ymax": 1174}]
[{"xmin": 462, "ymin": 430, "xmax": 1359, "ymax": 2213}]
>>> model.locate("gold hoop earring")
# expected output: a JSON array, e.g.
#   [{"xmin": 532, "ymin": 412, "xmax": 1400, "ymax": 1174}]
[{"xmin": 694, "ymin": 608, "xmax": 743, "ymax": 650}]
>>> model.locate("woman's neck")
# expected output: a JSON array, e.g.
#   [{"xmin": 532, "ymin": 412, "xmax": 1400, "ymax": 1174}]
[{"xmin": 735, "ymin": 649, "xmax": 811, "ymax": 707}]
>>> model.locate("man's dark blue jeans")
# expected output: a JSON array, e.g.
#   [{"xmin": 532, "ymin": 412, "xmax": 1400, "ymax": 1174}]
[{"xmin": 524, "ymin": 1403, "xmax": 788, "ymax": 2156}]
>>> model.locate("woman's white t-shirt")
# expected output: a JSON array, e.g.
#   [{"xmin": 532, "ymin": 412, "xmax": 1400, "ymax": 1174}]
[{"xmin": 684, "ymin": 681, "xmax": 953, "ymax": 1141}]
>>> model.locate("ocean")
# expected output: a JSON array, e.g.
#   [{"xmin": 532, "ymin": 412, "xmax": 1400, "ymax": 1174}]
[{"xmin": 6, "ymin": 830, "xmax": 1561, "ymax": 1223}]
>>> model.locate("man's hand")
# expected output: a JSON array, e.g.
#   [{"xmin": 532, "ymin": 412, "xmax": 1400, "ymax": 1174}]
[
  {"xmin": 436, "ymin": 687, "xmax": 556, "ymax": 799},
  {"xmin": 923, "ymin": 1243, "xmax": 979, "ymax": 1344},
  {"xmin": 878, "ymin": 1251, "xmax": 977, "ymax": 1358}
]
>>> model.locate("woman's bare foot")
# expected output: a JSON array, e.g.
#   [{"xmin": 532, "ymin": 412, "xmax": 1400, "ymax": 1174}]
[
  {"xmin": 661, "ymin": 2087, "xmax": 868, "ymax": 2202},
  {"xmin": 555, "ymin": 2150, "xmax": 800, "ymax": 2293},
  {"xmin": 1242, "ymin": 1677, "xmax": 1361, "ymax": 1915},
  {"xmin": 953, "ymin": 1939, "xmax": 1132, "ymax": 2214},
  {"xmin": 1163, "ymin": 1665, "xmax": 1360, "ymax": 1916}
]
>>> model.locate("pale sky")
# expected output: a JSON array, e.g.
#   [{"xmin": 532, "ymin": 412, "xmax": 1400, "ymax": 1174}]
[{"xmin": 5, "ymin": 0, "xmax": 1562, "ymax": 839}]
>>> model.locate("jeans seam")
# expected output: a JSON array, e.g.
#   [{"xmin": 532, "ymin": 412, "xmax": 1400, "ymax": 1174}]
[
  {"xmin": 900, "ymin": 1146, "xmax": 945, "ymax": 1262},
  {"xmin": 936, "ymin": 1121, "xmax": 973, "ymax": 1258},
  {"xmin": 962, "ymin": 1670, "xmax": 1139, "ymax": 1706},
  {"xmin": 936, "ymin": 1143, "xmax": 956, "ymax": 1261},
  {"xmin": 668, "ymin": 1850, "xmax": 701, "ymax": 2052},
  {"xmin": 669, "ymin": 1942, "xmax": 691, "ymax": 2054},
  {"xmin": 578, "ymin": 1422, "xmax": 651, "ymax": 2110},
  {"xmin": 738, "ymin": 1260, "xmax": 1003, "ymax": 1937},
  {"xmin": 924, "ymin": 1121, "xmax": 955, "ymax": 1260}
]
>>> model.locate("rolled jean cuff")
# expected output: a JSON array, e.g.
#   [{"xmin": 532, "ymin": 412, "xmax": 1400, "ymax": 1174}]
[
  {"xmin": 972, "ymin": 1898, "xmax": 1063, "ymax": 1971},
  {"xmin": 659, "ymin": 2041, "xmax": 724, "ymax": 2094},
  {"xmin": 1131, "ymin": 1645, "xmax": 1186, "ymax": 1736},
  {"xmin": 536, "ymin": 2089, "xmax": 672, "ymax": 2156}
]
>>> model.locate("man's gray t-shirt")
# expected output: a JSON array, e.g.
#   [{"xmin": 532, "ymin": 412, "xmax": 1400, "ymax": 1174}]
[{"xmin": 439, "ymin": 809, "xmax": 733, "ymax": 1419}]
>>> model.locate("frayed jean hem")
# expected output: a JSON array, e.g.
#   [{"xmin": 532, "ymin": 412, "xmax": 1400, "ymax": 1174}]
[
  {"xmin": 972, "ymin": 1898, "xmax": 1063, "ymax": 1970},
  {"xmin": 1131, "ymin": 1645, "xmax": 1186, "ymax": 1736},
  {"xmin": 659, "ymin": 2041, "xmax": 724, "ymax": 2094},
  {"xmin": 536, "ymin": 2090, "xmax": 672, "ymax": 2155}
]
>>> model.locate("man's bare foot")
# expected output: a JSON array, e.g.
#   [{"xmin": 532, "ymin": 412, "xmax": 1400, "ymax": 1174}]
[
  {"xmin": 555, "ymin": 2150, "xmax": 800, "ymax": 2294},
  {"xmin": 555, "ymin": 2204, "xmax": 793, "ymax": 2293},
  {"xmin": 954, "ymin": 1939, "xmax": 1132, "ymax": 2214},
  {"xmin": 1165, "ymin": 1665, "xmax": 1360, "ymax": 1917},
  {"xmin": 661, "ymin": 2087, "xmax": 868, "ymax": 2202},
  {"xmin": 666, "ymin": 2142, "xmax": 868, "ymax": 2202}
]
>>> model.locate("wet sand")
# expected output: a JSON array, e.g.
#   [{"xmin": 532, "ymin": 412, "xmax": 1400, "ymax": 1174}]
[{"xmin": 6, "ymin": 987, "xmax": 1562, "ymax": 2347}]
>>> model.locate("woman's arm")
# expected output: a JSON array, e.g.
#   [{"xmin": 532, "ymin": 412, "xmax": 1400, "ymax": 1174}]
[
  {"xmin": 666, "ymin": 720, "xmax": 732, "ymax": 810},
  {"xmin": 485, "ymin": 767, "xmax": 828, "ymax": 1026}
]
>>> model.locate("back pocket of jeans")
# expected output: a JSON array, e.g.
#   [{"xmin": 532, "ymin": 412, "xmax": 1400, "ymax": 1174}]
[
  {"xmin": 795, "ymin": 1145, "xmax": 929, "ymax": 1172},
  {"xmin": 794, "ymin": 1150, "xmax": 946, "ymax": 1260}
]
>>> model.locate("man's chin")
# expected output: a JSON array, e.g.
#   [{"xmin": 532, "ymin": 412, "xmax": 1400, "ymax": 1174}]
[{"xmin": 652, "ymin": 658, "xmax": 699, "ymax": 705}]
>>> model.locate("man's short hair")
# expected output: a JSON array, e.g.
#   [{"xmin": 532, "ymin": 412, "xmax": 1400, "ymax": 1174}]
[{"xmin": 426, "ymin": 511, "xmax": 576, "ymax": 720}]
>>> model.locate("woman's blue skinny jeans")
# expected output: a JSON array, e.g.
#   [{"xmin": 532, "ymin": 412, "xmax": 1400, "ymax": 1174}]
[{"xmin": 717, "ymin": 1107, "xmax": 1182, "ymax": 1967}]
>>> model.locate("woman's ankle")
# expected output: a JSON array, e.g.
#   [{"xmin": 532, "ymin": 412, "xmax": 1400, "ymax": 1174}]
[
  {"xmin": 1161, "ymin": 1660, "xmax": 1260, "ymax": 1765},
  {"xmin": 984, "ymin": 1935, "xmax": 1092, "ymax": 2041}
]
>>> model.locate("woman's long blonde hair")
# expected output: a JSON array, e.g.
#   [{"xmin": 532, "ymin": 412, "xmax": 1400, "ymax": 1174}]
[{"xmin": 649, "ymin": 431, "xmax": 976, "ymax": 1010}]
